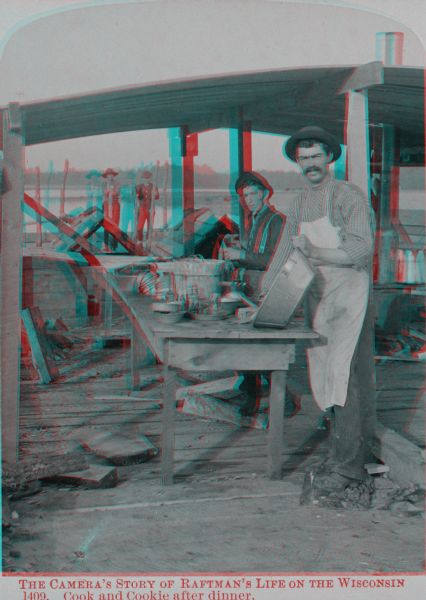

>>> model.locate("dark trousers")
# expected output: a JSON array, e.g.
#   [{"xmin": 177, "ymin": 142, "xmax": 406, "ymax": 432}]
[
  {"xmin": 328, "ymin": 298, "xmax": 376, "ymax": 480},
  {"xmin": 103, "ymin": 200, "xmax": 120, "ymax": 250}
]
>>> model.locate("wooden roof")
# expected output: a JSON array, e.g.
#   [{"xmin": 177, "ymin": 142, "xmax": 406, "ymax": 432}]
[{"xmin": 12, "ymin": 62, "xmax": 425, "ymax": 150}]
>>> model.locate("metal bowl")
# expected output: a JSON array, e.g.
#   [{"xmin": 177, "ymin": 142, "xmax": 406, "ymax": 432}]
[
  {"xmin": 219, "ymin": 298, "xmax": 242, "ymax": 315},
  {"xmin": 151, "ymin": 301, "xmax": 180, "ymax": 313}
]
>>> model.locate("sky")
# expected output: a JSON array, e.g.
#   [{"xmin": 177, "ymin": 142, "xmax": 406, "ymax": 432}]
[{"xmin": 0, "ymin": 0, "xmax": 424, "ymax": 173}]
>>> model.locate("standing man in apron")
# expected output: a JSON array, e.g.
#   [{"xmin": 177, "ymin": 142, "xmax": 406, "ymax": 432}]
[{"xmin": 265, "ymin": 126, "xmax": 376, "ymax": 493}]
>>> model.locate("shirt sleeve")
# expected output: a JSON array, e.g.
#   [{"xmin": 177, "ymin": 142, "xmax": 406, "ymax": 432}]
[
  {"xmin": 336, "ymin": 186, "xmax": 375, "ymax": 268},
  {"xmin": 259, "ymin": 212, "xmax": 296, "ymax": 295}
]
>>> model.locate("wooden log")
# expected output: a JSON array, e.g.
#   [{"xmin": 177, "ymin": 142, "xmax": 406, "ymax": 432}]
[
  {"xmin": 179, "ymin": 394, "xmax": 268, "ymax": 431},
  {"xmin": 21, "ymin": 307, "xmax": 59, "ymax": 383},
  {"xmin": 79, "ymin": 431, "xmax": 159, "ymax": 466},
  {"xmin": 373, "ymin": 422, "xmax": 425, "ymax": 489},
  {"xmin": 169, "ymin": 340, "xmax": 294, "ymax": 371},
  {"xmin": 2, "ymin": 451, "xmax": 89, "ymax": 492},
  {"xmin": 23, "ymin": 192, "xmax": 99, "ymax": 256},
  {"xmin": 50, "ymin": 464, "xmax": 118, "ymax": 488},
  {"xmin": 365, "ymin": 463, "xmax": 390, "ymax": 475},
  {"xmin": 176, "ymin": 375, "xmax": 240, "ymax": 398},
  {"xmin": 54, "ymin": 207, "xmax": 103, "ymax": 252}
]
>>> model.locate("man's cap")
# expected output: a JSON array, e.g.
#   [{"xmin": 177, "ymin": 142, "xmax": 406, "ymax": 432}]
[
  {"xmin": 85, "ymin": 169, "xmax": 102, "ymax": 179},
  {"xmin": 234, "ymin": 171, "xmax": 273, "ymax": 199},
  {"xmin": 102, "ymin": 167, "xmax": 119, "ymax": 178},
  {"xmin": 283, "ymin": 126, "xmax": 342, "ymax": 163}
]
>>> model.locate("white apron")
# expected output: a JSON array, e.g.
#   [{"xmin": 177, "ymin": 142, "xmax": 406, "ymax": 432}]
[{"xmin": 300, "ymin": 212, "xmax": 369, "ymax": 411}]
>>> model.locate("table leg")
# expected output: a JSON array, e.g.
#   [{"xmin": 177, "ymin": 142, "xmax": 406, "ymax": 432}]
[
  {"xmin": 161, "ymin": 341, "xmax": 176, "ymax": 485},
  {"xmin": 131, "ymin": 324, "xmax": 142, "ymax": 390},
  {"xmin": 267, "ymin": 370, "xmax": 287, "ymax": 479},
  {"xmin": 103, "ymin": 288, "xmax": 113, "ymax": 331}
]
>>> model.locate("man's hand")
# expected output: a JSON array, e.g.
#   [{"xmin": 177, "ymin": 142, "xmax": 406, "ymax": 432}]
[
  {"xmin": 292, "ymin": 234, "xmax": 315, "ymax": 257},
  {"xmin": 222, "ymin": 247, "xmax": 244, "ymax": 260},
  {"xmin": 292, "ymin": 235, "xmax": 353, "ymax": 267}
]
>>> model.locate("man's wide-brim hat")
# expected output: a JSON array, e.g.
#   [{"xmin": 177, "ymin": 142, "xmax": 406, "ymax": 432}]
[
  {"xmin": 284, "ymin": 126, "xmax": 342, "ymax": 163},
  {"xmin": 235, "ymin": 171, "xmax": 273, "ymax": 199},
  {"xmin": 102, "ymin": 167, "xmax": 119, "ymax": 178}
]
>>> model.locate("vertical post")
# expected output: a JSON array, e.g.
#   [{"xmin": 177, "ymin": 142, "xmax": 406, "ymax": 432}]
[
  {"xmin": 131, "ymin": 323, "xmax": 142, "ymax": 390},
  {"xmin": 59, "ymin": 158, "xmax": 69, "ymax": 217},
  {"xmin": 237, "ymin": 113, "xmax": 252, "ymax": 244},
  {"xmin": 162, "ymin": 161, "xmax": 169, "ymax": 229},
  {"xmin": 182, "ymin": 128, "xmax": 198, "ymax": 256},
  {"xmin": 22, "ymin": 256, "xmax": 34, "ymax": 309},
  {"xmin": 345, "ymin": 90, "xmax": 371, "ymax": 199},
  {"xmin": 102, "ymin": 274, "xmax": 114, "ymax": 331},
  {"xmin": 44, "ymin": 159, "xmax": 54, "ymax": 212},
  {"xmin": 146, "ymin": 159, "xmax": 160, "ymax": 252},
  {"xmin": 1, "ymin": 104, "xmax": 24, "ymax": 464},
  {"xmin": 161, "ymin": 341, "xmax": 176, "ymax": 485},
  {"xmin": 374, "ymin": 31, "xmax": 404, "ymax": 283},
  {"xmin": 35, "ymin": 166, "xmax": 42, "ymax": 247},
  {"xmin": 228, "ymin": 128, "xmax": 241, "ymax": 226},
  {"xmin": 68, "ymin": 264, "xmax": 88, "ymax": 325},
  {"xmin": 267, "ymin": 370, "xmax": 287, "ymax": 479},
  {"xmin": 375, "ymin": 32, "xmax": 404, "ymax": 66},
  {"xmin": 168, "ymin": 128, "xmax": 184, "ymax": 256},
  {"xmin": 228, "ymin": 111, "xmax": 253, "ymax": 242},
  {"xmin": 377, "ymin": 125, "xmax": 400, "ymax": 282},
  {"xmin": 332, "ymin": 146, "xmax": 346, "ymax": 181}
]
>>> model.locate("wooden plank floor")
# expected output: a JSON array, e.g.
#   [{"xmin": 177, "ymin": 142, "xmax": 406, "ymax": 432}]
[
  {"xmin": 18, "ymin": 324, "xmax": 425, "ymax": 485},
  {"xmin": 18, "ymin": 333, "xmax": 329, "ymax": 481}
]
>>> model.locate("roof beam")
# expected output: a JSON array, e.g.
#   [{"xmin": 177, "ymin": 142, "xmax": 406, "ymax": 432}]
[{"xmin": 338, "ymin": 61, "xmax": 384, "ymax": 93}]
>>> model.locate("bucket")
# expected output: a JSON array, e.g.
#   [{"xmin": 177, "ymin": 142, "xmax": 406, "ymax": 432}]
[{"xmin": 154, "ymin": 259, "xmax": 226, "ymax": 302}]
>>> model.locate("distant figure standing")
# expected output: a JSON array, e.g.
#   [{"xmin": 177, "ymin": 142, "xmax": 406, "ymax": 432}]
[
  {"xmin": 135, "ymin": 170, "xmax": 159, "ymax": 244},
  {"xmin": 102, "ymin": 167, "xmax": 121, "ymax": 250},
  {"xmin": 119, "ymin": 169, "xmax": 137, "ymax": 235},
  {"xmin": 85, "ymin": 169, "xmax": 103, "ymax": 211}
]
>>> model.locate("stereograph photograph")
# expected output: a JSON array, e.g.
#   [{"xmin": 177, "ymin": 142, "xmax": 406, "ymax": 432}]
[{"xmin": 0, "ymin": 0, "xmax": 425, "ymax": 598}]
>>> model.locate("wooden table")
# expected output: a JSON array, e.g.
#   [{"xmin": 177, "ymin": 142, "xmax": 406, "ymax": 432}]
[{"xmin": 123, "ymin": 294, "xmax": 318, "ymax": 485}]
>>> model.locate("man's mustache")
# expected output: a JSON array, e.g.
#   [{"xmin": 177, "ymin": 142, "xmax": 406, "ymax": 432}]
[{"xmin": 304, "ymin": 166, "xmax": 322, "ymax": 174}]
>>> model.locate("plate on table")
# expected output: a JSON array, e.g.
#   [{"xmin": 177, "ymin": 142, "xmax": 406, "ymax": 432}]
[
  {"xmin": 188, "ymin": 311, "xmax": 229, "ymax": 321},
  {"xmin": 153, "ymin": 311, "xmax": 185, "ymax": 324}
]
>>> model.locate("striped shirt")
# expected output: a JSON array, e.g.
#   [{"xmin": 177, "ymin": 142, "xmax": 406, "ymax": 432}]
[
  {"xmin": 261, "ymin": 175, "xmax": 375, "ymax": 294},
  {"xmin": 239, "ymin": 204, "xmax": 286, "ymax": 270}
]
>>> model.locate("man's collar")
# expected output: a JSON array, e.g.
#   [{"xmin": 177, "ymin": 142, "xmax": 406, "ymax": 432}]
[
  {"xmin": 305, "ymin": 172, "xmax": 332, "ymax": 190},
  {"xmin": 253, "ymin": 203, "xmax": 269, "ymax": 219}
]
